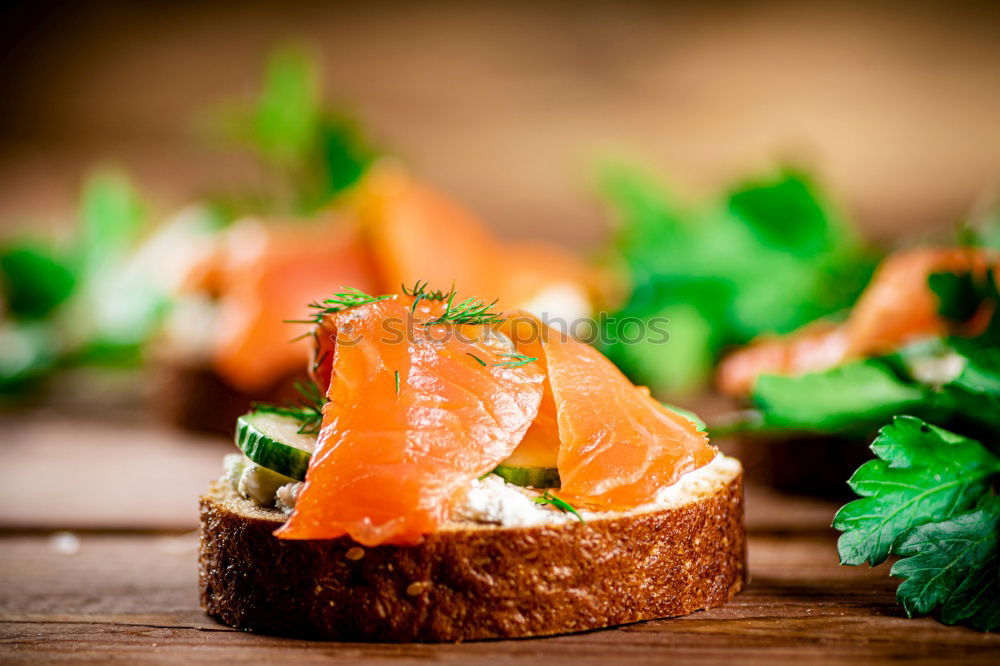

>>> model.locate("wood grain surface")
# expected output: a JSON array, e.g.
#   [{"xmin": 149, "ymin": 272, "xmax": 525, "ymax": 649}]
[{"xmin": 1, "ymin": 416, "xmax": 998, "ymax": 663}]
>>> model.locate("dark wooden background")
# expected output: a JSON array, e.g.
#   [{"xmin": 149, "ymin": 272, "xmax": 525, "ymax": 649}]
[{"xmin": 1, "ymin": 1, "xmax": 999, "ymax": 246}]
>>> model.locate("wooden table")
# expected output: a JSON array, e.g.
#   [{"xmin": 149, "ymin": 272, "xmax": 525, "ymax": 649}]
[{"xmin": 1, "ymin": 416, "xmax": 998, "ymax": 664}]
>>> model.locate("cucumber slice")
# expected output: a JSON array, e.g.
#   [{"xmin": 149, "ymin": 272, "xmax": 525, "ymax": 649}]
[
  {"xmin": 493, "ymin": 464, "xmax": 560, "ymax": 489},
  {"xmin": 235, "ymin": 412, "xmax": 317, "ymax": 481},
  {"xmin": 235, "ymin": 411, "xmax": 559, "ymax": 488}
]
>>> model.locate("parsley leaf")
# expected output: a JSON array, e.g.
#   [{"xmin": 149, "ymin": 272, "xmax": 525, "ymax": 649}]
[
  {"xmin": 834, "ymin": 417, "xmax": 1000, "ymax": 631},
  {"xmin": 833, "ymin": 416, "xmax": 1000, "ymax": 566},
  {"xmin": 929, "ymin": 271, "xmax": 992, "ymax": 323},
  {"xmin": 728, "ymin": 166, "xmax": 840, "ymax": 256},
  {"xmin": 754, "ymin": 360, "xmax": 929, "ymax": 433},
  {"xmin": 891, "ymin": 494, "xmax": 1000, "ymax": 631},
  {"xmin": 0, "ymin": 242, "xmax": 76, "ymax": 320}
]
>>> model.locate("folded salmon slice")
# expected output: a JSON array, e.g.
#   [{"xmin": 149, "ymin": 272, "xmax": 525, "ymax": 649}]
[
  {"xmin": 277, "ymin": 298, "xmax": 545, "ymax": 545},
  {"xmin": 717, "ymin": 246, "xmax": 999, "ymax": 396},
  {"xmin": 504, "ymin": 312, "xmax": 716, "ymax": 508},
  {"xmin": 497, "ymin": 315, "xmax": 561, "ymax": 467}
]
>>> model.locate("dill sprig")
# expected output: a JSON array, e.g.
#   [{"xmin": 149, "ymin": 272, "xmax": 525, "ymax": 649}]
[
  {"xmin": 493, "ymin": 352, "xmax": 538, "ymax": 368},
  {"xmin": 402, "ymin": 280, "xmax": 451, "ymax": 313},
  {"xmin": 533, "ymin": 492, "xmax": 585, "ymax": 523},
  {"xmin": 288, "ymin": 287, "xmax": 393, "ymax": 324},
  {"xmin": 424, "ymin": 289, "xmax": 504, "ymax": 327},
  {"xmin": 402, "ymin": 279, "xmax": 450, "ymax": 300},
  {"xmin": 252, "ymin": 380, "xmax": 325, "ymax": 435},
  {"xmin": 311, "ymin": 348, "xmax": 330, "ymax": 375},
  {"xmin": 394, "ymin": 370, "xmax": 401, "ymax": 397},
  {"xmin": 466, "ymin": 352, "xmax": 487, "ymax": 366}
]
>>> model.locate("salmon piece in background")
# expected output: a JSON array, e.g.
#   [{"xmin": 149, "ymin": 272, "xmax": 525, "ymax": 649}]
[
  {"xmin": 716, "ymin": 246, "xmax": 999, "ymax": 397},
  {"xmin": 210, "ymin": 216, "xmax": 378, "ymax": 393},
  {"xmin": 361, "ymin": 165, "xmax": 594, "ymax": 322}
]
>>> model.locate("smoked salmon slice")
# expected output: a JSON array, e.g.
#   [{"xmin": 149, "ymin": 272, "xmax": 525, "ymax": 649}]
[
  {"xmin": 183, "ymin": 165, "xmax": 592, "ymax": 396},
  {"xmin": 283, "ymin": 286, "xmax": 714, "ymax": 545},
  {"xmin": 842, "ymin": 246, "xmax": 995, "ymax": 356},
  {"xmin": 504, "ymin": 311, "xmax": 716, "ymax": 508},
  {"xmin": 716, "ymin": 322, "xmax": 848, "ymax": 398},
  {"xmin": 359, "ymin": 165, "xmax": 594, "ymax": 320},
  {"xmin": 277, "ymin": 297, "xmax": 545, "ymax": 545},
  {"xmin": 209, "ymin": 216, "xmax": 377, "ymax": 392},
  {"xmin": 717, "ymin": 246, "xmax": 999, "ymax": 396},
  {"xmin": 497, "ymin": 314, "xmax": 561, "ymax": 468}
]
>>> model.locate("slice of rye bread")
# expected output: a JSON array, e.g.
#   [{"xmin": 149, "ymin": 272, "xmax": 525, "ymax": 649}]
[{"xmin": 199, "ymin": 462, "xmax": 746, "ymax": 642}]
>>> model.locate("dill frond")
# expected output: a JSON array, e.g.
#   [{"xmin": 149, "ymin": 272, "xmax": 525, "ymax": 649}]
[
  {"xmin": 466, "ymin": 352, "xmax": 487, "ymax": 366},
  {"xmin": 296, "ymin": 287, "xmax": 393, "ymax": 324},
  {"xmin": 424, "ymin": 290, "xmax": 504, "ymax": 326},
  {"xmin": 252, "ymin": 380, "xmax": 326, "ymax": 435},
  {"xmin": 533, "ymin": 492, "xmax": 585, "ymax": 523},
  {"xmin": 403, "ymin": 279, "xmax": 452, "ymax": 313},
  {"xmin": 493, "ymin": 352, "xmax": 538, "ymax": 368}
]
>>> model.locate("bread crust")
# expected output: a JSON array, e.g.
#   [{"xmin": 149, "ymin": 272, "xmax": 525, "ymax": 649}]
[{"xmin": 198, "ymin": 471, "xmax": 746, "ymax": 642}]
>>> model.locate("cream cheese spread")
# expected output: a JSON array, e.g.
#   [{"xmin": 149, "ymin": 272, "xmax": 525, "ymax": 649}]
[
  {"xmin": 451, "ymin": 453, "xmax": 739, "ymax": 526},
  {"xmin": 221, "ymin": 453, "xmax": 740, "ymax": 526}
]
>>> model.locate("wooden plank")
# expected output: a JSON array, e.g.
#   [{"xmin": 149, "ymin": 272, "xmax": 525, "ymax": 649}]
[
  {"xmin": 0, "ymin": 417, "xmax": 228, "ymax": 532},
  {"xmin": 1, "ymin": 533, "xmax": 997, "ymax": 664},
  {"xmin": 0, "ymin": 417, "xmax": 837, "ymax": 533}
]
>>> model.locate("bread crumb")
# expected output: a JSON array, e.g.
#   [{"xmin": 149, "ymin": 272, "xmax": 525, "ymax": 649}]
[
  {"xmin": 406, "ymin": 581, "xmax": 430, "ymax": 596},
  {"xmin": 345, "ymin": 547, "xmax": 365, "ymax": 561}
]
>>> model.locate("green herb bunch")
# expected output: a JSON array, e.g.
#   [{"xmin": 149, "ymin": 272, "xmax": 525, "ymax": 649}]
[
  {"xmin": 598, "ymin": 163, "xmax": 877, "ymax": 396},
  {"xmin": 204, "ymin": 45, "xmax": 377, "ymax": 221},
  {"xmin": 0, "ymin": 169, "xmax": 175, "ymax": 393}
]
